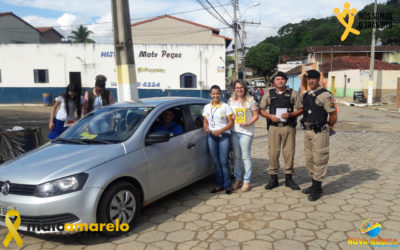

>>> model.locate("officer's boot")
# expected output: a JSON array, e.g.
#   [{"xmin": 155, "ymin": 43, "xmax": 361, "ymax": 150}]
[
  {"xmin": 308, "ymin": 179, "xmax": 323, "ymax": 201},
  {"xmin": 265, "ymin": 174, "xmax": 279, "ymax": 190},
  {"xmin": 285, "ymin": 174, "xmax": 300, "ymax": 190},
  {"xmin": 302, "ymin": 179, "xmax": 314, "ymax": 194}
]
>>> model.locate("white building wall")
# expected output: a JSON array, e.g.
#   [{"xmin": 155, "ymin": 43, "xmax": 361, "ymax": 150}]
[
  {"xmin": 278, "ymin": 62, "xmax": 303, "ymax": 73},
  {"xmin": 327, "ymin": 69, "xmax": 361, "ymax": 90},
  {"xmin": 0, "ymin": 43, "xmax": 226, "ymax": 91}
]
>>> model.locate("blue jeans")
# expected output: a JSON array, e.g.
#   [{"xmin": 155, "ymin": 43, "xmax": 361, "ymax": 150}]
[
  {"xmin": 208, "ymin": 133, "xmax": 232, "ymax": 189},
  {"xmin": 232, "ymin": 132, "xmax": 253, "ymax": 183}
]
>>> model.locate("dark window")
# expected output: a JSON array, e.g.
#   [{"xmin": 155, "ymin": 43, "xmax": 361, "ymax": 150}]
[
  {"xmin": 149, "ymin": 106, "xmax": 185, "ymax": 139},
  {"xmin": 180, "ymin": 73, "xmax": 197, "ymax": 88},
  {"xmin": 69, "ymin": 72, "xmax": 82, "ymax": 85},
  {"xmin": 34, "ymin": 69, "xmax": 49, "ymax": 83},
  {"xmin": 187, "ymin": 104, "xmax": 205, "ymax": 130}
]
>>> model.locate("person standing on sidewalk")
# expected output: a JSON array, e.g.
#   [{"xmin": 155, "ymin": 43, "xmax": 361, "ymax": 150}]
[
  {"xmin": 203, "ymin": 85, "xmax": 234, "ymax": 195},
  {"xmin": 48, "ymin": 83, "xmax": 83, "ymax": 139},
  {"xmin": 301, "ymin": 70, "xmax": 337, "ymax": 201},
  {"xmin": 228, "ymin": 80, "xmax": 259, "ymax": 192},
  {"xmin": 260, "ymin": 71, "xmax": 303, "ymax": 191},
  {"xmin": 83, "ymin": 74, "xmax": 115, "ymax": 115}
]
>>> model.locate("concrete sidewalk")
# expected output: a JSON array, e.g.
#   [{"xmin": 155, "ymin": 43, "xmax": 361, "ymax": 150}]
[{"xmin": 1, "ymin": 105, "xmax": 400, "ymax": 250}]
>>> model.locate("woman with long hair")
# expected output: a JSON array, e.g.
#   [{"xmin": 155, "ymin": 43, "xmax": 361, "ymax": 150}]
[
  {"xmin": 48, "ymin": 83, "xmax": 83, "ymax": 139},
  {"xmin": 203, "ymin": 85, "xmax": 234, "ymax": 194},
  {"xmin": 228, "ymin": 80, "xmax": 259, "ymax": 192}
]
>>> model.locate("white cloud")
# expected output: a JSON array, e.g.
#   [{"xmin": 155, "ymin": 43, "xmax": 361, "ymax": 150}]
[
  {"xmin": 87, "ymin": 14, "xmax": 113, "ymax": 43},
  {"xmin": 57, "ymin": 13, "xmax": 78, "ymax": 30},
  {"xmin": 22, "ymin": 15, "xmax": 57, "ymax": 27},
  {"xmin": 9, "ymin": 0, "xmax": 390, "ymax": 45}
]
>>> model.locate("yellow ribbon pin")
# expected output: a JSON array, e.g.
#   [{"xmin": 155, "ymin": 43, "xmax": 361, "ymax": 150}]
[{"xmin": 3, "ymin": 210, "xmax": 23, "ymax": 248}]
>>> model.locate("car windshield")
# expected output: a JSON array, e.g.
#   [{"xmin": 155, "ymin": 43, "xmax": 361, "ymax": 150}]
[{"xmin": 57, "ymin": 106, "xmax": 153, "ymax": 143}]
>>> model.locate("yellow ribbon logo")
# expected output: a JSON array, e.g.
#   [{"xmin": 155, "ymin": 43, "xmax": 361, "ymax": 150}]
[
  {"xmin": 334, "ymin": 2, "xmax": 360, "ymax": 41},
  {"xmin": 3, "ymin": 210, "xmax": 23, "ymax": 248}
]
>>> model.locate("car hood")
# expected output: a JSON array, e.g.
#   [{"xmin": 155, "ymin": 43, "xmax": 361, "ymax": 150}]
[{"xmin": 0, "ymin": 142, "xmax": 126, "ymax": 184}]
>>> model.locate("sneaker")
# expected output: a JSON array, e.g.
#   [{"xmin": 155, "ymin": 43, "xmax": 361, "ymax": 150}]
[
  {"xmin": 225, "ymin": 188, "xmax": 233, "ymax": 195},
  {"xmin": 232, "ymin": 180, "xmax": 242, "ymax": 190},
  {"xmin": 241, "ymin": 183, "xmax": 251, "ymax": 192}
]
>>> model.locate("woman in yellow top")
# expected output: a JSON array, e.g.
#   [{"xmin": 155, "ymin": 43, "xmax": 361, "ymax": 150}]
[{"xmin": 228, "ymin": 80, "xmax": 259, "ymax": 192}]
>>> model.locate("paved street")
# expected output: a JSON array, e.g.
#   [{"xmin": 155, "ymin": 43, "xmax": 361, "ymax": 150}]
[{"xmin": 1, "ymin": 104, "xmax": 400, "ymax": 250}]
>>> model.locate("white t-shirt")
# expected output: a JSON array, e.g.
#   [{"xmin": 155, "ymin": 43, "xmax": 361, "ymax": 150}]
[
  {"xmin": 93, "ymin": 96, "xmax": 103, "ymax": 111},
  {"xmin": 228, "ymin": 97, "xmax": 259, "ymax": 136},
  {"xmin": 55, "ymin": 95, "xmax": 83, "ymax": 121},
  {"xmin": 202, "ymin": 102, "xmax": 233, "ymax": 134}
]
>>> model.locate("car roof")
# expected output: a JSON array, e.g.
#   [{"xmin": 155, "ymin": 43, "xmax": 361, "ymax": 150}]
[{"xmin": 111, "ymin": 97, "xmax": 209, "ymax": 108}]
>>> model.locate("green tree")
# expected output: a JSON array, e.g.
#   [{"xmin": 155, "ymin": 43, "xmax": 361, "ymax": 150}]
[
  {"xmin": 245, "ymin": 43, "xmax": 280, "ymax": 78},
  {"xmin": 68, "ymin": 25, "xmax": 95, "ymax": 43},
  {"xmin": 381, "ymin": 23, "xmax": 400, "ymax": 45}
]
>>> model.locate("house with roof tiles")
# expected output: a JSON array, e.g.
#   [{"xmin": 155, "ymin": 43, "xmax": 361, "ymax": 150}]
[
  {"xmin": 320, "ymin": 56, "xmax": 400, "ymax": 101},
  {"xmin": 0, "ymin": 12, "xmax": 63, "ymax": 44}
]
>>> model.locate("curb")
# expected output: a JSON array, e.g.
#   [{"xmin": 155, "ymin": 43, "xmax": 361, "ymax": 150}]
[
  {"xmin": 0, "ymin": 104, "xmax": 51, "ymax": 107},
  {"xmin": 336, "ymin": 100, "xmax": 368, "ymax": 107}
]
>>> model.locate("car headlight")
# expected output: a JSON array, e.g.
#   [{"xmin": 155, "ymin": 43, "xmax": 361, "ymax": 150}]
[{"xmin": 34, "ymin": 173, "xmax": 89, "ymax": 197}]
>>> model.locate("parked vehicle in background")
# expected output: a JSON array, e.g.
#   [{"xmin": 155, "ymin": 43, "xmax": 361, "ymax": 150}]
[{"xmin": 253, "ymin": 80, "xmax": 266, "ymax": 88}]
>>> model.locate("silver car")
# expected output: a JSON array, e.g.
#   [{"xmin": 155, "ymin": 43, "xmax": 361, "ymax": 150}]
[{"xmin": 0, "ymin": 97, "xmax": 212, "ymax": 234}]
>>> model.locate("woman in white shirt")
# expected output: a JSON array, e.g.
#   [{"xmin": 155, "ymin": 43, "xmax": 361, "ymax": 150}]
[
  {"xmin": 203, "ymin": 85, "xmax": 234, "ymax": 194},
  {"xmin": 48, "ymin": 83, "xmax": 83, "ymax": 139},
  {"xmin": 228, "ymin": 80, "xmax": 259, "ymax": 192}
]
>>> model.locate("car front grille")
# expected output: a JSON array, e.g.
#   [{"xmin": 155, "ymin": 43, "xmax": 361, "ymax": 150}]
[
  {"xmin": 0, "ymin": 181, "xmax": 36, "ymax": 196},
  {"xmin": 1, "ymin": 213, "xmax": 79, "ymax": 226}
]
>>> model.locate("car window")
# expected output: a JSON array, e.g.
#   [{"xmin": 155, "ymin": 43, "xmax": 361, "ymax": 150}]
[
  {"xmin": 149, "ymin": 106, "xmax": 185, "ymax": 138},
  {"xmin": 187, "ymin": 104, "xmax": 205, "ymax": 130},
  {"xmin": 59, "ymin": 107, "xmax": 153, "ymax": 143}
]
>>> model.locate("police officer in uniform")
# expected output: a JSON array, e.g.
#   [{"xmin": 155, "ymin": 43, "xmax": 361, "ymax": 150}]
[
  {"xmin": 301, "ymin": 70, "xmax": 337, "ymax": 201},
  {"xmin": 260, "ymin": 71, "xmax": 303, "ymax": 190}
]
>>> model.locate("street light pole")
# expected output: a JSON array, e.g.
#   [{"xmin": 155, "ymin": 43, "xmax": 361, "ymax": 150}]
[
  {"xmin": 233, "ymin": 0, "xmax": 238, "ymax": 80},
  {"xmin": 368, "ymin": 0, "xmax": 377, "ymax": 105},
  {"xmin": 241, "ymin": 21, "xmax": 246, "ymax": 81},
  {"xmin": 233, "ymin": 2, "xmax": 260, "ymax": 81}
]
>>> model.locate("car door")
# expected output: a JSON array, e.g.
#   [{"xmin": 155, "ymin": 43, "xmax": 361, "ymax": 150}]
[
  {"xmin": 183, "ymin": 103, "xmax": 213, "ymax": 179},
  {"xmin": 142, "ymin": 105, "xmax": 197, "ymax": 200}
]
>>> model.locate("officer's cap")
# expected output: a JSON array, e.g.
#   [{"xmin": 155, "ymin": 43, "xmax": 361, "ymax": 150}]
[
  {"xmin": 306, "ymin": 70, "xmax": 321, "ymax": 79},
  {"xmin": 272, "ymin": 71, "xmax": 288, "ymax": 81}
]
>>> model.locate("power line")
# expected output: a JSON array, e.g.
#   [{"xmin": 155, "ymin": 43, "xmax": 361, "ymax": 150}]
[
  {"xmin": 215, "ymin": 0, "xmax": 233, "ymax": 20},
  {"xmin": 204, "ymin": 0, "xmax": 232, "ymax": 27},
  {"xmin": 5, "ymin": 2, "xmax": 231, "ymax": 31},
  {"xmin": 196, "ymin": 0, "xmax": 228, "ymax": 26}
]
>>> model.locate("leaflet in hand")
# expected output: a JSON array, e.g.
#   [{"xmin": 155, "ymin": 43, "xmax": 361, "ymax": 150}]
[
  {"xmin": 235, "ymin": 108, "xmax": 246, "ymax": 124},
  {"xmin": 276, "ymin": 108, "xmax": 287, "ymax": 122}
]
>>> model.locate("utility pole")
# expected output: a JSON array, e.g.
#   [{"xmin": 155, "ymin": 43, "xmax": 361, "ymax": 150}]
[
  {"xmin": 239, "ymin": 20, "xmax": 260, "ymax": 82},
  {"xmin": 241, "ymin": 21, "xmax": 245, "ymax": 81},
  {"xmin": 368, "ymin": 0, "xmax": 377, "ymax": 105},
  {"xmin": 233, "ymin": 0, "xmax": 239, "ymax": 80},
  {"xmin": 111, "ymin": 0, "xmax": 139, "ymax": 101}
]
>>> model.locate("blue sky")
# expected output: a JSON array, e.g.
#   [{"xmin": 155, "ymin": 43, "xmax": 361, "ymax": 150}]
[{"xmin": 0, "ymin": 0, "xmax": 387, "ymax": 44}]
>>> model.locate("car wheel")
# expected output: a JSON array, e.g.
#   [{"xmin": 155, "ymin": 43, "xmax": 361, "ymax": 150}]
[{"xmin": 97, "ymin": 181, "xmax": 141, "ymax": 236}]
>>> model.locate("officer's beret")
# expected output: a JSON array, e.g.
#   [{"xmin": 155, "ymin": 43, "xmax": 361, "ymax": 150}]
[
  {"xmin": 306, "ymin": 70, "xmax": 321, "ymax": 79},
  {"xmin": 272, "ymin": 71, "xmax": 288, "ymax": 81}
]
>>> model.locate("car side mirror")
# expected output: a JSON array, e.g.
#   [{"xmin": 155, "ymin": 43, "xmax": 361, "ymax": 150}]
[{"xmin": 145, "ymin": 131, "xmax": 170, "ymax": 145}]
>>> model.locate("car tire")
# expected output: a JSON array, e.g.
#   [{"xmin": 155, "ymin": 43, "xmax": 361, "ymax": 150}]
[{"xmin": 97, "ymin": 181, "xmax": 141, "ymax": 236}]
